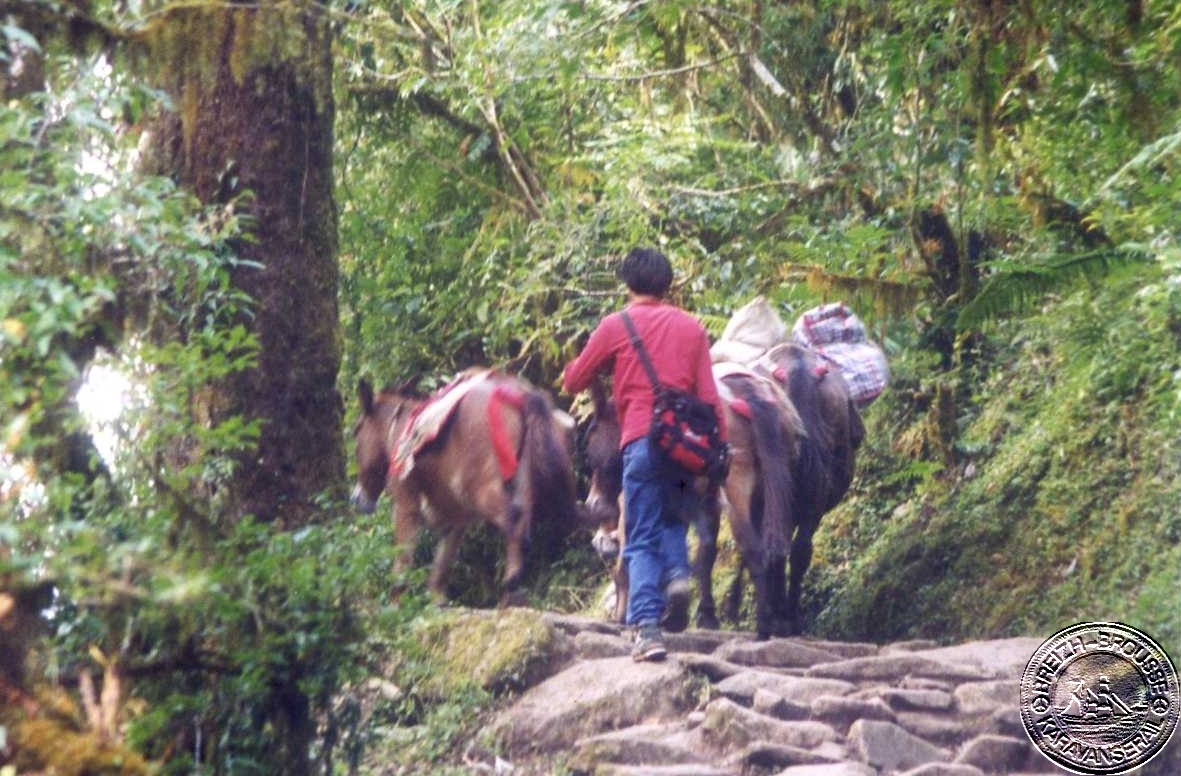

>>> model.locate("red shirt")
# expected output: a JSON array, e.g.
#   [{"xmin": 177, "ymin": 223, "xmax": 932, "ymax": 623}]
[{"xmin": 563, "ymin": 300, "xmax": 727, "ymax": 449}]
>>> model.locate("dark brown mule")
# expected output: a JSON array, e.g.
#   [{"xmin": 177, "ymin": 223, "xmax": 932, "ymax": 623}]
[
  {"xmin": 351, "ymin": 371, "xmax": 578, "ymax": 605},
  {"xmin": 744, "ymin": 342, "xmax": 865, "ymax": 633},
  {"xmin": 582, "ymin": 369, "xmax": 802, "ymax": 640}
]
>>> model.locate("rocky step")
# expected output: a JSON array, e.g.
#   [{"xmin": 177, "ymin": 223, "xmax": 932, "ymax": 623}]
[{"xmin": 478, "ymin": 613, "xmax": 1177, "ymax": 776}]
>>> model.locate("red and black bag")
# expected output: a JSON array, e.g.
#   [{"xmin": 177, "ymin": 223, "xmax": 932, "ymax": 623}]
[{"xmin": 621, "ymin": 312, "xmax": 729, "ymax": 481}]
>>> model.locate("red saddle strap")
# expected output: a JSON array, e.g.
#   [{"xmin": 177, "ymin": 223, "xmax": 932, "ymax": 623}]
[
  {"xmin": 489, "ymin": 384, "xmax": 526, "ymax": 481},
  {"xmin": 728, "ymin": 398, "xmax": 753, "ymax": 420}
]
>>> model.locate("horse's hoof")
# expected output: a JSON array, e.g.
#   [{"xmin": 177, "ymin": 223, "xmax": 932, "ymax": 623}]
[
  {"xmin": 768, "ymin": 618, "xmax": 795, "ymax": 639},
  {"xmin": 695, "ymin": 610, "xmax": 720, "ymax": 630},
  {"xmin": 499, "ymin": 590, "xmax": 527, "ymax": 608}
]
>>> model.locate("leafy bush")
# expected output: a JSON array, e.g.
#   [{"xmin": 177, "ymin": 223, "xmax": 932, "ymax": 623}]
[
  {"xmin": 810, "ymin": 272, "xmax": 1181, "ymax": 651},
  {"xmin": 0, "ymin": 34, "xmax": 393, "ymax": 772}
]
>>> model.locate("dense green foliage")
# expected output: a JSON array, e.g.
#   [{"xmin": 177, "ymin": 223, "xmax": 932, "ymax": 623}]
[
  {"xmin": 335, "ymin": 0, "xmax": 1181, "ymax": 620},
  {"xmin": 813, "ymin": 279, "xmax": 1181, "ymax": 651},
  {"xmin": 3, "ymin": 0, "xmax": 1180, "ymax": 772},
  {"xmin": 0, "ymin": 29, "xmax": 394, "ymax": 770},
  {"xmin": 333, "ymin": 2, "xmax": 1181, "ymax": 763}
]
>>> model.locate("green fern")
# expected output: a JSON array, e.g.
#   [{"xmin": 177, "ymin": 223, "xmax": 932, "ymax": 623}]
[{"xmin": 955, "ymin": 247, "xmax": 1154, "ymax": 331}]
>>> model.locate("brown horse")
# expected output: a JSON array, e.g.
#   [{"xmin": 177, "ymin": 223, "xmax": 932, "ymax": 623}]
[
  {"xmin": 745, "ymin": 342, "xmax": 865, "ymax": 632},
  {"xmin": 581, "ymin": 367, "xmax": 803, "ymax": 640},
  {"xmin": 351, "ymin": 370, "xmax": 578, "ymax": 605}
]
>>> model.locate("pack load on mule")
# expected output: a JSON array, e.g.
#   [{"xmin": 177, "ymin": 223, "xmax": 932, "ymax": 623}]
[
  {"xmin": 790, "ymin": 302, "xmax": 889, "ymax": 407},
  {"xmin": 710, "ymin": 296, "xmax": 889, "ymax": 408},
  {"xmin": 350, "ymin": 368, "xmax": 578, "ymax": 606},
  {"xmin": 580, "ymin": 296, "xmax": 870, "ymax": 640},
  {"xmin": 698, "ymin": 296, "xmax": 867, "ymax": 635}
]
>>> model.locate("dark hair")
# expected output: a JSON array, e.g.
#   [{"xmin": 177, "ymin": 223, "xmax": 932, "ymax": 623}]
[{"xmin": 618, "ymin": 247, "xmax": 673, "ymax": 297}]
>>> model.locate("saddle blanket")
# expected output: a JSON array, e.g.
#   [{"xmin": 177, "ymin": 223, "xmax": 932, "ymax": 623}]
[
  {"xmin": 712, "ymin": 362, "xmax": 803, "ymax": 436},
  {"xmin": 713, "ymin": 362, "xmax": 760, "ymax": 419},
  {"xmin": 391, "ymin": 368, "xmax": 492, "ymax": 480}
]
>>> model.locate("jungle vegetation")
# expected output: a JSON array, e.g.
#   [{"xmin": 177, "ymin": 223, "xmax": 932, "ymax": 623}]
[{"xmin": 2, "ymin": 0, "xmax": 1179, "ymax": 772}]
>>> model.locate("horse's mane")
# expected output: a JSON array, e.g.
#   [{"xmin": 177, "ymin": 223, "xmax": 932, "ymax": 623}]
[{"xmin": 380, "ymin": 373, "xmax": 424, "ymax": 399}]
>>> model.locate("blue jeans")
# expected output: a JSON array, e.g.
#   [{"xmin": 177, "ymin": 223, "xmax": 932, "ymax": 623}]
[{"xmin": 622, "ymin": 438, "xmax": 691, "ymax": 627}]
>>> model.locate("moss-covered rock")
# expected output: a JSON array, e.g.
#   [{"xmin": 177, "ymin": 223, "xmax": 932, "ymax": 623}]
[
  {"xmin": 3, "ymin": 686, "xmax": 149, "ymax": 776},
  {"xmin": 405, "ymin": 607, "xmax": 575, "ymax": 697}
]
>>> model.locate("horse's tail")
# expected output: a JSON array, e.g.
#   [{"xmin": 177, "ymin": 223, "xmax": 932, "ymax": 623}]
[
  {"xmin": 514, "ymin": 388, "xmax": 578, "ymax": 545},
  {"xmin": 781, "ymin": 350, "xmax": 831, "ymax": 526},
  {"xmin": 730, "ymin": 377, "xmax": 795, "ymax": 559}
]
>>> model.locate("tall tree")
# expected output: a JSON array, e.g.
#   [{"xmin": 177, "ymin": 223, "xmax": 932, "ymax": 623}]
[
  {"xmin": 129, "ymin": 4, "xmax": 344, "ymax": 769},
  {"xmin": 136, "ymin": 1, "xmax": 344, "ymax": 529},
  {"xmin": 3, "ymin": 2, "xmax": 349, "ymax": 772}
]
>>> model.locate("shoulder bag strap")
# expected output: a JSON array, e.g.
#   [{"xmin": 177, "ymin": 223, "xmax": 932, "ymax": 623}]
[{"xmin": 619, "ymin": 310, "xmax": 663, "ymax": 394}]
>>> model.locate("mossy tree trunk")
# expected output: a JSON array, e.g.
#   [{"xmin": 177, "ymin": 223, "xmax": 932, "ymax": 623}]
[
  {"xmin": 135, "ymin": 6, "xmax": 342, "ymax": 771},
  {"xmin": 139, "ymin": 1, "xmax": 345, "ymax": 532}
]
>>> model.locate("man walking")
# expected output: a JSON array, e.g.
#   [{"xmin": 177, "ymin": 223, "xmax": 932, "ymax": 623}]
[{"xmin": 563, "ymin": 247, "xmax": 727, "ymax": 660}]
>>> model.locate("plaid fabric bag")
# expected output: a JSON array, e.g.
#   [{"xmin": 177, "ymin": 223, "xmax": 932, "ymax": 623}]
[
  {"xmin": 792, "ymin": 303, "xmax": 889, "ymax": 407},
  {"xmin": 793, "ymin": 302, "xmax": 869, "ymax": 345},
  {"xmin": 811, "ymin": 341, "xmax": 890, "ymax": 407}
]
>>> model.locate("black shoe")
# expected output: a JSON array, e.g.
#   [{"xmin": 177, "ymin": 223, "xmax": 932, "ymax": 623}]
[{"xmin": 660, "ymin": 577, "xmax": 690, "ymax": 634}]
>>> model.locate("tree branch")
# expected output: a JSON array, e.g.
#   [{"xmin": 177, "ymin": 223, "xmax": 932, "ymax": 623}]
[{"xmin": 583, "ymin": 53, "xmax": 743, "ymax": 82}]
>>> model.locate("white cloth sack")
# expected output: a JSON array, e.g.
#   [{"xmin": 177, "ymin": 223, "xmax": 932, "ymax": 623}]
[{"xmin": 710, "ymin": 295, "xmax": 787, "ymax": 364}]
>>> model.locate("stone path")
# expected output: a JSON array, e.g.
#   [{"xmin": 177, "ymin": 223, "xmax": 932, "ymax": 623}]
[{"xmin": 479, "ymin": 614, "xmax": 1179, "ymax": 776}]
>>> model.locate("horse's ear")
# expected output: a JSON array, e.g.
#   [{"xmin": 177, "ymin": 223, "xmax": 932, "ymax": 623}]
[
  {"xmin": 395, "ymin": 373, "xmax": 421, "ymax": 396},
  {"xmin": 358, "ymin": 380, "xmax": 375, "ymax": 415}
]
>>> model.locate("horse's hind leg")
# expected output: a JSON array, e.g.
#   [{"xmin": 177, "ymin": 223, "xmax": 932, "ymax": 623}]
[
  {"xmin": 724, "ymin": 477, "xmax": 776, "ymax": 639},
  {"xmin": 785, "ymin": 523, "xmax": 815, "ymax": 635},
  {"xmin": 766, "ymin": 555, "xmax": 787, "ymax": 619},
  {"xmin": 721, "ymin": 566, "xmax": 744, "ymax": 624},
  {"xmin": 499, "ymin": 518, "xmax": 529, "ymax": 608},
  {"xmin": 734, "ymin": 473, "xmax": 777, "ymax": 639},
  {"xmin": 693, "ymin": 489, "xmax": 722, "ymax": 630},
  {"xmin": 427, "ymin": 525, "xmax": 467, "ymax": 603},
  {"xmin": 767, "ymin": 554, "xmax": 792, "ymax": 637},
  {"xmin": 747, "ymin": 554, "xmax": 778, "ymax": 641}
]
